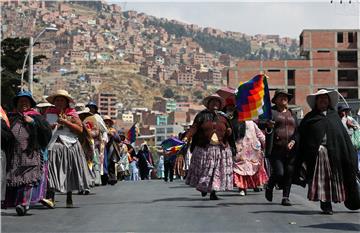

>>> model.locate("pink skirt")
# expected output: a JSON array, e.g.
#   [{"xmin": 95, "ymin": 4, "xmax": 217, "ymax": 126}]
[{"xmin": 233, "ymin": 163, "xmax": 268, "ymax": 189}]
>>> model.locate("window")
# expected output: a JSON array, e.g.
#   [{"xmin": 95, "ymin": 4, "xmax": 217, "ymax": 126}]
[
  {"xmin": 267, "ymin": 69, "xmax": 280, "ymax": 72},
  {"xmin": 337, "ymin": 32, "xmax": 343, "ymax": 43},
  {"xmin": 156, "ymin": 128, "xmax": 165, "ymax": 134},
  {"xmin": 317, "ymin": 50, "xmax": 330, "ymax": 53},
  {"xmin": 166, "ymin": 128, "xmax": 173, "ymax": 133},
  {"xmin": 338, "ymin": 88, "xmax": 358, "ymax": 99},
  {"xmin": 287, "ymin": 70, "xmax": 295, "ymax": 86},
  {"xmin": 348, "ymin": 32, "xmax": 354, "ymax": 43},
  {"xmin": 317, "ymin": 69, "xmax": 331, "ymax": 72},
  {"xmin": 288, "ymin": 89, "xmax": 295, "ymax": 105}
]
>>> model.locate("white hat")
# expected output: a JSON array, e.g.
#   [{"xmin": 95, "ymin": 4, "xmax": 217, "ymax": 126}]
[
  {"xmin": 36, "ymin": 102, "xmax": 54, "ymax": 108},
  {"xmin": 306, "ymin": 89, "xmax": 339, "ymax": 110},
  {"xmin": 76, "ymin": 107, "xmax": 93, "ymax": 120}
]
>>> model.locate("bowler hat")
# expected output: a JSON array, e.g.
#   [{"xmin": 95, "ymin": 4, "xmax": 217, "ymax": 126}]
[
  {"xmin": 86, "ymin": 101, "xmax": 98, "ymax": 111},
  {"xmin": 337, "ymin": 104, "xmax": 351, "ymax": 112},
  {"xmin": 271, "ymin": 89, "xmax": 292, "ymax": 104}
]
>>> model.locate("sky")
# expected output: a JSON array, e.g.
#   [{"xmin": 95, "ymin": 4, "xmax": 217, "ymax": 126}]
[{"xmin": 108, "ymin": 0, "xmax": 360, "ymax": 38}]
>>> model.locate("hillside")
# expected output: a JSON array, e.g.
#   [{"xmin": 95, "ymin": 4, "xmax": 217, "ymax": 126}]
[{"xmin": 2, "ymin": 0, "xmax": 300, "ymax": 109}]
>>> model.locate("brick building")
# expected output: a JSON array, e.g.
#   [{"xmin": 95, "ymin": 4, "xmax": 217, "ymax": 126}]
[
  {"xmin": 97, "ymin": 92, "xmax": 117, "ymax": 119},
  {"xmin": 227, "ymin": 29, "xmax": 360, "ymax": 113}
]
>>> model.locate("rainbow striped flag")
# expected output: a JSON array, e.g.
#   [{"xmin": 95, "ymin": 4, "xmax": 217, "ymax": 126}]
[
  {"xmin": 127, "ymin": 123, "xmax": 137, "ymax": 143},
  {"xmin": 236, "ymin": 74, "xmax": 272, "ymax": 121},
  {"xmin": 161, "ymin": 137, "xmax": 185, "ymax": 153}
]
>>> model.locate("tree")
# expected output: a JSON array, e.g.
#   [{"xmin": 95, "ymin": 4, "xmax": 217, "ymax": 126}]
[
  {"xmin": 1, "ymin": 37, "xmax": 46, "ymax": 110},
  {"xmin": 163, "ymin": 88, "xmax": 174, "ymax": 98}
]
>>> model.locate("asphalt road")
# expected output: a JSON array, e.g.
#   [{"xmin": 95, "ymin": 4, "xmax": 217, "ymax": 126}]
[{"xmin": 2, "ymin": 179, "xmax": 360, "ymax": 233}]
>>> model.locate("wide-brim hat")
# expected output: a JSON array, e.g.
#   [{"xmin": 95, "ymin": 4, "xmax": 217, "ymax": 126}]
[
  {"xmin": 202, "ymin": 93, "xmax": 225, "ymax": 109},
  {"xmin": 46, "ymin": 90, "xmax": 74, "ymax": 104},
  {"xmin": 103, "ymin": 115, "xmax": 114, "ymax": 125},
  {"xmin": 306, "ymin": 89, "xmax": 339, "ymax": 110},
  {"xmin": 77, "ymin": 107, "xmax": 93, "ymax": 120},
  {"xmin": 13, "ymin": 91, "xmax": 37, "ymax": 108},
  {"xmin": 216, "ymin": 87, "xmax": 236, "ymax": 107},
  {"xmin": 337, "ymin": 104, "xmax": 351, "ymax": 112},
  {"xmin": 271, "ymin": 89, "xmax": 293, "ymax": 104}
]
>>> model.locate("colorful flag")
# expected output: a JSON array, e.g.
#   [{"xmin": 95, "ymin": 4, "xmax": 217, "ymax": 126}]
[
  {"xmin": 127, "ymin": 123, "xmax": 137, "ymax": 143},
  {"xmin": 161, "ymin": 137, "xmax": 185, "ymax": 153},
  {"xmin": 236, "ymin": 74, "xmax": 272, "ymax": 121}
]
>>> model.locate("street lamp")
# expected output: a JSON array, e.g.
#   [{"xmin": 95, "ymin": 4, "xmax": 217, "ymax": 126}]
[{"xmin": 20, "ymin": 26, "xmax": 58, "ymax": 92}]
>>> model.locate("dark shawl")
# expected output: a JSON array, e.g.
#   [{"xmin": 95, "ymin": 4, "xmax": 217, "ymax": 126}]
[
  {"xmin": 296, "ymin": 109, "xmax": 358, "ymax": 184},
  {"xmin": 9, "ymin": 113, "xmax": 52, "ymax": 152},
  {"xmin": 7, "ymin": 113, "xmax": 52, "ymax": 186}
]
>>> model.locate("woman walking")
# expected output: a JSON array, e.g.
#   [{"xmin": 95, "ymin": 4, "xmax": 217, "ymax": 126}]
[
  {"xmin": 261, "ymin": 89, "xmax": 299, "ymax": 206},
  {"xmin": 185, "ymin": 94, "xmax": 235, "ymax": 200},
  {"xmin": 44, "ymin": 90, "xmax": 91, "ymax": 208},
  {"xmin": 137, "ymin": 144, "xmax": 154, "ymax": 180},
  {"xmin": 233, "ymin": 120, "xmax": 268, "ymax": 196},
  {"xmin": 297, "ymin": 89, "xmax": 359, "ymax": 214},
  {"xmin": 5, "ymin": 91, "xmax": 52, "ymax": 215}
]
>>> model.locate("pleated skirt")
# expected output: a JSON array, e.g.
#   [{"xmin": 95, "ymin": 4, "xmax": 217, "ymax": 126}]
[
  {"xmin": 308, "ymin": 145, "xmax": 346, "ymax": 203},
  {"xmin": 48, "ymin": 141, "xmax": 91, "ymax": 193},
  {"xmin": 185, "ymin": 145, "xmax": 233, "ymax": 193}
]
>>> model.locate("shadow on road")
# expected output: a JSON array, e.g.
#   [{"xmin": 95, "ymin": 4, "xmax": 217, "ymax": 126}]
[
  {"xmin": 177, "ymin": 205, "xmax": 219, "ymax": 208},
  {"xmin": 302, "ymin": 223, "xmax": 360, "ymax": 231},
  {"xmin": 217, "ymin": 193, "xmax": 263, "ymax": 197},
  {"xmin": 151, "ymin": 197, "xmax": 205, "ymax": 202},
  {"xmin": 168, "ymin": 185, "xmax": 193, "ymax": 189},
  {"xmin": 218, "ymin": 202, "xmax": 279, "ymax": 207},
  {"xmin": 1, "ymin": 212, "xmax": 33, "ymax": 217},
  {"xmin": 251, "ymin": 210, "xmax": 358, "ymax": 215}
]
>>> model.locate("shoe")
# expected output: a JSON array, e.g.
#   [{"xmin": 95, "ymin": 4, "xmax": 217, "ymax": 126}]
[
  {"xmin": 253, "ymin": 188, "xmax": 262, "ymax": 192},
  {"xmin": 66, "ymin": 193, "xmax": 73, "ymax": 208},
  {"xmin": 15, "ymin": 205, "xmax": 28, "ymax": 216},
  {"xmin": 210, "ymin": 191, "xmax": 219, "ymax": 200},
  {"xmin": 281, "ymin": 198, "xmax": 292, "ymax": 206},
  {"xmin": 265, "ymin": 188, "xmax": 273, "ymax": 202},
  {"xmin": 320, "ymin": 201, "xmax": 332, "ymax": 214},
  {"xmin": 321, "ymin": 210, "xmax": 333, "ymax": 215},
  {"xmin": 66, "ymin": 200, "xmax": 73, "ymax": 208},
  {"xmin": 78, "ymin": 190, "xmax": 84, "ymax": 195},
  {"xmin": 239, "ymin": 189, "xmax": 246, "ymax": 196},
  {"xmin": 84, "ymin": 189, "xmax": 90, "ymax": 195},
  {"xmin": 40, "ymin": 199, "xmax": 55, "ymax": 209},
  {"xmin": 201, "ymin": 192, "xmax": 207, "ymax": 197}
]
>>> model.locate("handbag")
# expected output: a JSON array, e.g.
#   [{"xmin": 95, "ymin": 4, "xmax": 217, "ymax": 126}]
[
  {"xmin": 344, "ymin": 171, "xmax": 360, "ymax": 210},
  {"xmin": 351, "ymin": 129, "xmax": 360, "ymax": 151}
]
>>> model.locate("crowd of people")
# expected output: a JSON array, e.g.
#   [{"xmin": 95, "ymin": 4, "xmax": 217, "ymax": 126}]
[
  {"xmin": 183, "ymin": 88, "xmax": 360, "ymax": 214},
  {"xmin": 1, "ymin": 87, "xmax": 359, "ymax": 216},
  {"xmin": 0, "ymin": 90, "xmax": 166, "ymax": 216}
]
